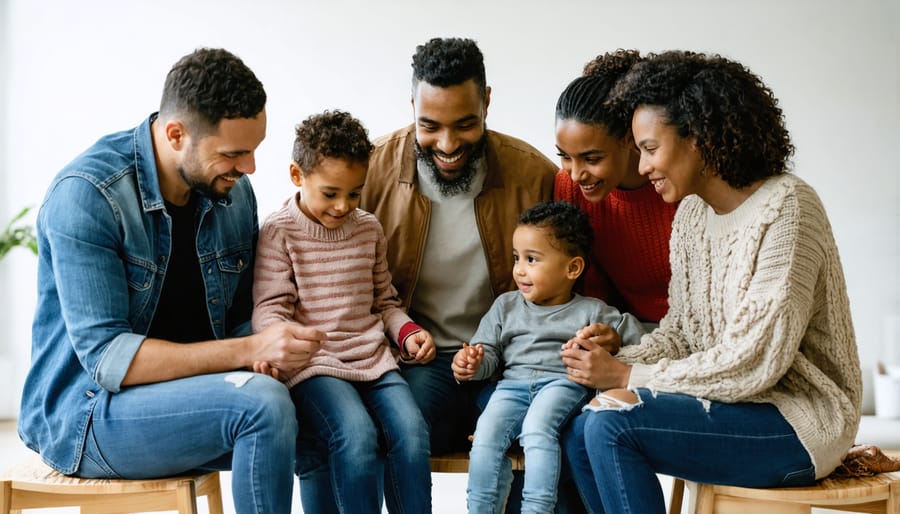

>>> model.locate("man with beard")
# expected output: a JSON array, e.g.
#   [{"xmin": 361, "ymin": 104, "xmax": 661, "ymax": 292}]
[
  {"xmin": 363, "ymin": 37, "xmax": 559, "ymax": 511},
  {"xmin": 18, "ymin": 48, "xmax": 322, "ymax": 514}
]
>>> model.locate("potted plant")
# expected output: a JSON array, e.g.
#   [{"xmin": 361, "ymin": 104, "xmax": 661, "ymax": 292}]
[{"xmin": 0, "ymin": 207, "xmax": 38, "ymax": 261}]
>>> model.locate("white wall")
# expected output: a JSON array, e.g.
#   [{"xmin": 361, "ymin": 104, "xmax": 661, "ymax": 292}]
[{"xmin": 2, "ymin": 0, "xmax": 898, "ymax": 418}]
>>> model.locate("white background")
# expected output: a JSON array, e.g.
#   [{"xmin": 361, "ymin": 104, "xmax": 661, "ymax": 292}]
[{"xmin": 1, "ymin": 0, "xmax": 898, "ymax": 419}]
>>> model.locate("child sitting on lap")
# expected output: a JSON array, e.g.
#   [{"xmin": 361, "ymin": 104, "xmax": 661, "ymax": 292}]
[
  {"xmin": 453, "ymin": 200, "xmax": 645, "ymax": 514},
  {"xmin": 252, "ymin": 110, "xmax": 435, "ymax": 513}
]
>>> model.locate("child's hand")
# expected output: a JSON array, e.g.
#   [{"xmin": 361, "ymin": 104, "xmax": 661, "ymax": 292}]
[
  {"xmin": 402, "ymin": 330, "xmax": 437, "ymax": 364},
  {"xmin": 451, "ymin": 343, "xmax": 484, "ymax": 381},
  {"xmin": 252, "ymin": 360, "xmax": 283, "ymax": 381}
]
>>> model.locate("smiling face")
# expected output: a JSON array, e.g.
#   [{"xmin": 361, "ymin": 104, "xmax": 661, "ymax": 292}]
[
  {"xmin": 512, "ymin": 225, "xmax": 583, "ymax": 306},
  {"xmin": 632, "ymin": 106, "xmax": 706, "ymax": 204},
  {"xmin": 555, "ymin": 118, "xmax": 645, "ymax": 202},
  {"xmin": 178, "ymin": 112, "xmax": 267, "ymax": 201},
  {"xmin": 412, "ymin": 79, "xmax": 489, "ymax": 195},
  {"xmin": 292, "ymin": 156, "xmax": 367, "ymax": 229}
]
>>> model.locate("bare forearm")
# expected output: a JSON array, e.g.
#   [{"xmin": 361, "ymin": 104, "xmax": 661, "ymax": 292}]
[{"xmin": 121, "ymin": 337, "xmax": 251, "ymax": 386}]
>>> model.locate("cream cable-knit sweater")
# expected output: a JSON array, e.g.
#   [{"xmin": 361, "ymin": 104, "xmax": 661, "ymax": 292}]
[
  {"xmin": 252, "ymin": 194, "xmax": 410, "ymax": 387},
  {"xmin": 622, "ymin": 174, "xmax": 861, "ymax": 479}
]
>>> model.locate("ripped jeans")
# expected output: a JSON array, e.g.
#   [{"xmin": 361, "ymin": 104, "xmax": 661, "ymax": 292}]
[
  {"xmin": 562, "ymin": 389, "xmax": 815, "ymax": 514},
  {"xmin": 79, "ymin": 372, "xmax": 298, "ymax": 514}
]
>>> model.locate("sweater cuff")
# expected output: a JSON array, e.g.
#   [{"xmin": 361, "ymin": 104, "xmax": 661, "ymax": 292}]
[
  {"xmin": 398, "ymin": 322, "xmax": 423, "ymax": 355},
  {"xmin": 627, "ymin": 363, "xmax": 654, "ymax": 389}
]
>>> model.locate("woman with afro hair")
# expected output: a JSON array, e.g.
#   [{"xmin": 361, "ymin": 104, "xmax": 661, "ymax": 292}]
[{"xmin": 562, "ymin": 51, "xmax": 861, "ymax": 514}]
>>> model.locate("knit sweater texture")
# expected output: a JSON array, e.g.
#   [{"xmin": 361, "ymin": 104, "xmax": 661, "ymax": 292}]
[
  {"xmin": 252, "ymin": 194, "xmax": 410, "ymax": 387},
  {"xmin": 554, "ymin": 171, "xmax": 677, "ymax": 322},
  {"xmin": 621, "ymin": 174, "xmax": 861, "ymax": 479}
]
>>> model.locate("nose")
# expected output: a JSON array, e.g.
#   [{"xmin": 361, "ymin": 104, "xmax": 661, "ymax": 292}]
[
  {"xmin": 513, "ymin": 260, "xmax": 525, "ymax": 276},
  {"xmin": 236, "ymin": 153, "xmax": 256, "ymax": 175},
  {"xmin": 436, "ymin": 129, "xmax": 459, "ymax": 155},
  {"xmin": 334, "ymin": 197, "xmax": 349, "ymax": 214},
  {"xmin": 568, "ymin": 160, "xmax": 589, "ymax": 184},
  {"xmin": 637, "ymin": 153, "xmax": 652, "ymax": 176}
]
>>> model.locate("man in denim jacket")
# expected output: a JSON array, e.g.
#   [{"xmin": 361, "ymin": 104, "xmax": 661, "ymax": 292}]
[{"xmin": 18, "ymin": 48, "xmax": 322, "ymax": 514}]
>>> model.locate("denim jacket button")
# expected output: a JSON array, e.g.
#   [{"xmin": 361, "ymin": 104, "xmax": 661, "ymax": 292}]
[
  {"xmin": 210, "ymin": 298, "xmax": 219, "ymax": 305},
  {"xmin": 85, "ymin": 390, "xmax": 95, "ymax": 398}
]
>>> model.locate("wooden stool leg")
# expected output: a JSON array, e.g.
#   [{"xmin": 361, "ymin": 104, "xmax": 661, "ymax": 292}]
[
  {"xmin": 669, "ymin": 478, "xmax": 685, "ymax": 514},
  {"xmin": 1, "ymin": 480, "xmax": 11, "ymax": 514},
  {"xmin": 205, "ymin": 473, "xmax": 225, "ymax": 514},
  {"xmin": 692, "ymin": 482, "xmax": 715, "ymax": 514},
  {"xmin": 888, "ymin": 477, "xmax": 899, "ymax": 514},
  {"xmin": 175, "ymin": 479, "xmax": 199, "ymax": 514}
]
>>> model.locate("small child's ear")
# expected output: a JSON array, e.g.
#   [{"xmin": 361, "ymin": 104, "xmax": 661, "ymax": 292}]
[
  {"xmin": 289, "ymin": 162, "xmax": 304, "ymax": 187},
  {"xmin": 567, "ymin": 256, "xmax": 586, "ymax": 280}
]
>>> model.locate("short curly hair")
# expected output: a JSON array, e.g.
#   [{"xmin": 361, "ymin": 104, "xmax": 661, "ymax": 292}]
[
  {"xmin": 555, "ymin": 49, "xmax": 642, "ymax": 139},
  {"xmin": 292, "ymin": 110, "xmax": 373, "ymax": 173},
  {"xmin": 518, "ymin": 201, "xmax": 592, "ymax": 262},
  {"xmin": 411, "ymin": 37, "xmax": 487, "ymax": 98},
  {"xmin": 159, "ymin": 48, "xmax": 266, "ymax": 137},
  {"xmin": 608, "ymin": 50, "xmax": 794, "ymax": 188}
]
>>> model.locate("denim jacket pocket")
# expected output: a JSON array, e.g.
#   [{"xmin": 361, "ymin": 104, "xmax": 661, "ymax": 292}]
[
  {"xmin": 124, "ymin": 259, "xmax": 157, "ymax": 320},
  {"xmin": 216, "ymin": 250, "xmax": 251, "ymax": 305}
]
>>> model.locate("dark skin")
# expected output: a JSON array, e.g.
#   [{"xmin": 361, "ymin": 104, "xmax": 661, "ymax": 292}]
[{"xmin": 560, "ymin": 324, "xmax": 638, "ymax": 406}]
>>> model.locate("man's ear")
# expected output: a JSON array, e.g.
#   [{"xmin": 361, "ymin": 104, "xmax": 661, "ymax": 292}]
[
  {"xmin": 289, "ymin": 162, "xmax": 304, "ymax": 187},
  {"xmin": 483, "ymin": 85, "xmax": 492, "ymax": 114},
  {"xmin": 165, "ymin": 120, "xmax": 188, "ymax": 151},
  {"xmin": 567, "ymin": 256, "xmax": 586, "ymax": 280}
]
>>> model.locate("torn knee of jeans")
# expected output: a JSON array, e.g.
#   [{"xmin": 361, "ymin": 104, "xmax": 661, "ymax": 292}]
[{"xmin": 582, "ymin": 389, "xmax": 644, "ymax": 413}]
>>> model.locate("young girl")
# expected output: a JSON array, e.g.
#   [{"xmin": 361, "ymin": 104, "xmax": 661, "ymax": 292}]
[
  {"xmin": 252, "ymin": 110, "xmax": 435, "ymax": 513},
  {"xmin": 453, "ymin": 201, "xmax": 645, "ymax": 514},
  {"xmin": 564, "ymin": 51, "xmax": 861, "ymax": 514}
]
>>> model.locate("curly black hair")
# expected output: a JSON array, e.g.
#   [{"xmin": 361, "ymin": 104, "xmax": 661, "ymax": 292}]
[
  {"xmin": 292, "ymin": 110, "xmax": 373, "ymax": 173},
  {"xmin": 411, "ymin": 37, "xmax": 486, "ymax": 98},
  {"xmin": 555, "ymin": 49, "xmax": 642, "ymax": 139},
  {"xmin": 608, "ymin": 50, "xmax": 794, "ymax": 188},
  {"xmin": 159, "ymin": 48, "xmax": 266, "ymax": 137},
  {"xmin": 518, "ymin": 201, "xmax": 593, "ymax": 262}
]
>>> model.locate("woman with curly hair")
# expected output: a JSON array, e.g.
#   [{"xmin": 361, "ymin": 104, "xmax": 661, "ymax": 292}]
[{"xmin": 562, "ymin": 51, "xmax": 861, "ymax": 513}]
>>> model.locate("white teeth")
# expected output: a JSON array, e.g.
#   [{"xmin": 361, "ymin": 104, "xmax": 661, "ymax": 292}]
[
  {"xmin": 435, "ymin": 152, "xmax": 462, "ymax": 164},
  {"xmin": 651, "ymin": 178, "xmax": 666, "ymax": 192},
  {"xmin": 580, "ymin": 181, "xmax": 601, "ymax": 192}
]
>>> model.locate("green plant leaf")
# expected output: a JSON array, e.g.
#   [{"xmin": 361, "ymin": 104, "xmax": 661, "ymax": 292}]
[{"xmin": 1, "ymin": 206, "xmax": 38, "ymax": 261}]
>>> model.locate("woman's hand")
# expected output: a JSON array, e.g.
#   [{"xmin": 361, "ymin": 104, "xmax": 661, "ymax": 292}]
[{"xmin": 561, "ymin": 336, "xmax": 631, "ymax": 390}]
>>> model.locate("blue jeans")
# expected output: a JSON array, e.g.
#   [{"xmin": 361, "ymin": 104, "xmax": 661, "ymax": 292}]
[
  {"xmin": 563, "ymin": 389, "xmax": 816, "ymax": 514},
  {"xmin": 292, "ymin": 371, "xmax": 431, "ymax": 514},
  {"xmin": 403, "ymin": 350, "xmax": 486, "ymax": 454},
  {"xmin": 77, "ymin": 372, "xmax": 297, "ymax": 514},
  {"xmin": 469, "ymin": 375, "xmax": 589, "ymax": 514}
]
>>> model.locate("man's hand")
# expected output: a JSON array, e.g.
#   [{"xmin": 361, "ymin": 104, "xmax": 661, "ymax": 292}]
[
  {"xmin": 451, "ymin": 343, "xmax": 484, "ymax": 382},
  {"xmin": 249, "ymin": 322, "xmax": 324, "ymax": 378},
  {"xmin": 401, "ymin": 329, "xmax": 437, "ymax": 364}
]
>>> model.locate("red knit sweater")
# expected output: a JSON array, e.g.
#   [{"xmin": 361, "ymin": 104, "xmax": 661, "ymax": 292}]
[{"xmin": 554, "ymin": 171, "xmax": 678, "ymax": 322}]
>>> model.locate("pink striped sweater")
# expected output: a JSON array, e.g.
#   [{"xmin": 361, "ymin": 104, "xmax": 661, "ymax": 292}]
[{"xmin": 252, "ymin": 194, "xmax": 411, "ymax": 387}]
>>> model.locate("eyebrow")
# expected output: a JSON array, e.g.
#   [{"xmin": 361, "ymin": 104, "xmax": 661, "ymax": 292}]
[
  {"xmin": 417, "ymin": 114, "xmax": 480, "ymax": 126},
  {"xmin": 555, "ymin": 145, "xmax": 605, "ymax": 158}
]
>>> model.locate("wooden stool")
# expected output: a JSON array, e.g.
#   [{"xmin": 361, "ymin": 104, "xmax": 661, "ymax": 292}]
[
  {"xmin": 669, "ymin": 471, "xmax": 900, "ymax": 514},
  {"xmin": 429, "ymin": 451, "xmax": 525, "ymax": 473},
  {"xmin": 0, "ymin": 454, "xmax": 224, "ymax": 514}
]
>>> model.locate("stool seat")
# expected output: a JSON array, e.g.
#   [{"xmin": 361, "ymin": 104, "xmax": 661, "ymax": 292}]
[
  {"xmin": 1, "ymin": 453, "xmax": 224, "ymax": 514},
  {"xmin": 671, "ymin": 471, "xmax": 900, "ymax": 514}
]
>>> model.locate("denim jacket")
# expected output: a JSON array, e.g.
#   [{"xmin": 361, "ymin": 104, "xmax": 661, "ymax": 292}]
[{"xmin": 18, "ymin": 114, "xmax": 258, "ymax": 473}]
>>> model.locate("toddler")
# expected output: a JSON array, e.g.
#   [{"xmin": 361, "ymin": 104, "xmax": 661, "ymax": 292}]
[{"xmin": 453, "ymin": 200, "xmax": 645, "ymax": 514}]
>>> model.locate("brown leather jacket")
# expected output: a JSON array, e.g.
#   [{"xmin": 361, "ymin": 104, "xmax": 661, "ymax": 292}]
[{"xmin": 360, "ymin": 124, "xmax": 556, "ymax": 308}]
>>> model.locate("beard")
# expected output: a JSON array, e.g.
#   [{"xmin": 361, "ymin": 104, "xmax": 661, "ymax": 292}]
[
  {"xmin": 178, "ymin": 144, "xmax": 235, "ymax": 201},
  {"xmin": 415, "ymin": 132, "xmax": 487, "ymax": 197}
]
